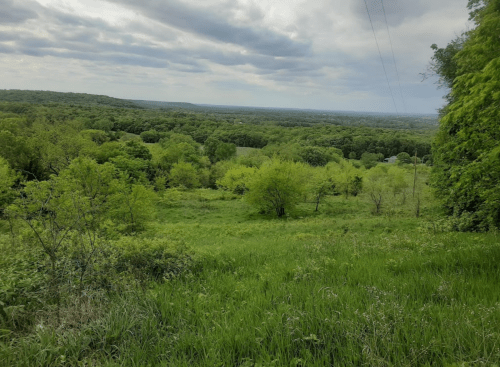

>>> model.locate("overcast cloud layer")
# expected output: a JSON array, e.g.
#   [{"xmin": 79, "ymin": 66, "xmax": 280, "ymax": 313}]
[{"xmin": 0, "ymin": 0, "xmax": 471, "ymax": 113}]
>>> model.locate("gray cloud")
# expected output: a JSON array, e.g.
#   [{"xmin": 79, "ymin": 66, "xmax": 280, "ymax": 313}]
[
  {"xmin": 105, "ymin": 0, "xmax": 311, "ymax": 57},
  {"xmin": 0, "ymin": 44, "xmax": 15, "ymax": 54},
  {"xmin": 351, "ymin": 0, "xmax": 425, "ymax": 27},
  {"xmin": 51, "ymin": 10, "xmax": 111, "ymax": 29},
  {"xmin": 0, "ymin": 0, "xmax": 470, "ymax": 113},
  {"xmin": 0, "ymin": 0, "xmax": 38, "ymax": 24},
  {"xmin": 0, "ymin": 31, "xmax": 19, "ymax": 42},
  {"xmin": 193, "ymin": 48, "xmax": 311, "ymax": 71},
  {"xmin": 0, "ymin": 5, "xmax": 200, "ymax": 69},
  {"xmin": 17, "ymin": 46, "xmax": 170, "ymax": 68},
  {"xmin": 9, "ymin": 35, "xmax": 184, "ymax": 69},
  {"xmin": 0, "ymin": 2, "xmax": 323, "ymax": 78}
]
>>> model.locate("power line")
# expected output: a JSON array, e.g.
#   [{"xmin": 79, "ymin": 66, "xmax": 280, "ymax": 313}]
[
  {"xmin": 362, "ymin": 0, "xmax": 399, "ymax": 115},
  {"xmin": 380, "ymin": 0, "xmax": 407, "ymax": 113}
]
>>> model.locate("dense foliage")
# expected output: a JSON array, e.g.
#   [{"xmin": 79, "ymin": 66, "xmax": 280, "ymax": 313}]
[
  {"xmin": 1, "ymin": 90, "xmax": 498, "ymax": 366},
  {"xmin": 431, "ymin": 0, "xmax": 500, "ymax": 230},
  {"xmin": 0, "ymin": 90, "xmax": 435, "ymax": 161}
]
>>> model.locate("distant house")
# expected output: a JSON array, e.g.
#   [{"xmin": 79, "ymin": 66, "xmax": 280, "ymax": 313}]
[{"xmin": 384, "ymin": 156, "xmax": 397, "ymax": 163}]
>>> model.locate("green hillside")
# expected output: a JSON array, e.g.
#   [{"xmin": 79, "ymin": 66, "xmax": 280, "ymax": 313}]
[{"xmin": 0, "ymin": 89, "xmax": 140, "ymax": 109}]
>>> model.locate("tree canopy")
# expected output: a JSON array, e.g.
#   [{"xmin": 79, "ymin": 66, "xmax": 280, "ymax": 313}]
[{"xmin": 431, "ymin": 0, "xmax": 500, "ymax": 229}]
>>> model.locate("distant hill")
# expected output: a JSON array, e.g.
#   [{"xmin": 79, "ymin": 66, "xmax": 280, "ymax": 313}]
[
  {"xmin": 0, "ymin": 90, "xmax": 140, "ymax": 109},
  {"xmin": 130, "ymin": 99, "xmax": 201, "ymax": 110},
  {"xmin": 0, "ymin": 90, "xmax": 439, "ymax": 130},
  {"xmin": 132, "ymin": 100, "xmax": 439, "ymax": 130}
]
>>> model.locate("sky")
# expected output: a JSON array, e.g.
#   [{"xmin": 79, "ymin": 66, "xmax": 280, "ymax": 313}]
[{"xmin": 1, "ymin": 0, "xmax": 472, "ymax": 114}]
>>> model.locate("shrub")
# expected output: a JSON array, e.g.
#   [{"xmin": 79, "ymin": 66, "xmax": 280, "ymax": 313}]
[
  {"xmin": 397, "ymin": 152, "xmax": 412, "ymax": 164},
  {"xmin": 217, "ymin": 165, "xmax": 256, "ymax": 194},
  {"xmin": 245, "ymin": 158, "xmax": 307, "ymax": 217},
  {"xmin": 140, "ymin": 130, "xmax": 161, "ymax": 143},
  {"xmin": 169, "ymin": 161, "xmax": 200, "ymax": 189},
  {"xmin": 113, "ymin": 237, "xmax": 196, "ymax": 285}
]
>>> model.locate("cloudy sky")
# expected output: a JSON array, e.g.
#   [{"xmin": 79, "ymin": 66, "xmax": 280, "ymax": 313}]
[{"xmin": 1, "ymin": 0, "xmax": 472, "ymax": 113}]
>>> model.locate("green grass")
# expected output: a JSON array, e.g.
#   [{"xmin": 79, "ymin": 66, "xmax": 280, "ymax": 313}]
[{"xmin": 1, "ymin": 190, "xmax": 500, "ymax": 366}]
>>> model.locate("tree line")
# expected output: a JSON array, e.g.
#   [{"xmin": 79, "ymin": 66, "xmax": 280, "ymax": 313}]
[
  {"xmin": 0, "ymin": 99, "xmax": 433, "ymax": 166},
  {"xmin": 428, "ymin": 0, "xmax": 500, "ymax": 230}
]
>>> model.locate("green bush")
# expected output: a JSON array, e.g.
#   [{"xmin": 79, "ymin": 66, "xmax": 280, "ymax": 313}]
[
  {"xmin": 217, "ymin": 165, "xmax": 256, "ymax": 194},
  {"xmin": 0, "ymin": 242, "xmax": 47, "ymax": 333},
  {"xmin": 140, "ymin": 129, "xmax": 162, "ymax": 143},
  {"xmin": 113, "ymin": 237, "xmax": 197, "ymax": 284},
  {"xmin": 397, "ymin": 152, "xmax": 412, "ymax": 164},
  {"xmin": 245, "ymin": 158, "xmax": 308, "ymax": 217}
]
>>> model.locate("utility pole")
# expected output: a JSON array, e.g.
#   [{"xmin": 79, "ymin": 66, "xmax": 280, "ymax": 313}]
[{"xmin": 413, "ymin": 150, "xmax": 417, "ymax": 198}]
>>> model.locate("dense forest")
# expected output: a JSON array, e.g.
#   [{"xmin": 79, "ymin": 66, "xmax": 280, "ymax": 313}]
[
  {"xmin": 0, "ymin": 89, "xmax": 435, "ymax": 164},
  {"xmin": 1, "ymin": 0, "xmax": 499, "ymax": 365},
  {"xmin": 132, "ymin": 98, "xmax": 439, "ymax": 130}
]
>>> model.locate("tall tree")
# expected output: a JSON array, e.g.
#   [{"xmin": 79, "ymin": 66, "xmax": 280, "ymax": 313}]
[{"xmin": 432, "ymin": 0, "xmax": 500, "ymax": 229}]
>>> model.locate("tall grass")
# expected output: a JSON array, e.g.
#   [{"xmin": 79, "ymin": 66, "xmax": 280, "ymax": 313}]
[{"xmin": 1, "ymin": 192, "xmax": 499, "ymax": 366}]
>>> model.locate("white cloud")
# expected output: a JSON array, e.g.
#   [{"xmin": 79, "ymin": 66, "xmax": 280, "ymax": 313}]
[{"xmin": 0, "ymin": 0, "xmax": 472, "ymax": 113}]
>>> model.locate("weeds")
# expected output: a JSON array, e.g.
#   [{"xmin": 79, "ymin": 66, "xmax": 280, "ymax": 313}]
[{"xmin": 1, "ymin": 191, "xmax": 500, "ymax": 366}]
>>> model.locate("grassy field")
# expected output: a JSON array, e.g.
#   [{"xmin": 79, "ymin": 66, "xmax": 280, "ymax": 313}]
[{"xmin": 1, "ymin": 190, "xmax": 500, "ymax": 366}]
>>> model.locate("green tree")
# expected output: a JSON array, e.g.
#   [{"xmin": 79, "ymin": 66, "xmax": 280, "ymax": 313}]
[
  {"xmin": 7, "ymin": 159, "xmax": 118, "ymax": 319},
  {"xmin": 80, "ymin": 129, "xmax": 109, "ymax": 145},
  {"xmin": 262, "ymin": 143, "xmax": 302, "ymax": 162},
  {"xmin": 169, "ymin": 162, "xmax": 200, "ymax": 189},
  {"xmin": 209, "ymin": 160, "xmax": 234, "ymax": 188},
  {"xmin": 0, "ymin": 130, "xmax": 45, "ymax": 180},
  {"xmin": 307, "ymin": 166, "xmax": 334, "ymax": 211},
  {"xmin": 124, "ymin": 140, "xmax": 153, "ymax": 161},
  {"xmin": 33, "ymin": 123, "xmax": 96, "ymax": 175},
  {"xmin": 298, "ymin": 146, "xmax": 331, "ymax": 166},
  {"xmin": 397, "ymin": 152, "xmax": 412, "ymax": 165},
  {"xmin": 161, "ymin": 133, "xmax": 199, "ymax": 148},
  {"xmin": 8, "ymin": 179, "xmax": 79, "ymax": 319},
  {"xmin": 360, "ymin": 152, "xmax": 383, "ymax": 169},
  {"xmin": 245, "ymin": 159, "xmax": 307, "ymax": 217},
  {"xmin": 237, "ymin": 149, "xmax": 269, "ymax": 168},
  {"xmin": 204, "ymin": 136, "xmax": 237, "ymax": 163},
  {"xmin": 422, "ymin": 1, "xmax": 487, "ymax": 107},
  {"xmin": 432, "ymin": 0, "xmax": 500, "ymax": 229},
  {"xmin": 327, "ymin": 160, "xmax": 362, "ymax": 198},
  {"xmin": 57, "ymin": 158, "xmax": 119, "ymax": 303},
  {"xmin": 387, "ymin": 165, "xmax": 410, "ymax": 204},
  {"xmin": 411, "ymin": 165, "xmax": 432, "ymax": 218},
  {"xmin": 216, "ymin": 142, "xmax": 237, "ymax": 162},
  {"xmin": 423, "ymin": 37, "xmax": 466, "ymax": 105},
  {"xmin": 110, "ymin": 156, "xmax": 150, "ymax": 183},
  {"xmin": 0, "ymin": 157, "xmax": 19, "ymax": 215},
  {"xmin": 110, "ymin": 183, "xmax": 157, "ymax": 233},
  {"xmin": 351, "ymin": 176, "xmax": 363, "ymax": 197},
  {"xmin": 140, "ymin": 130, "xmax": 162, "ymax": 143},
  {"xmin": 160, "ymin": 142, "xmax": 202, "ymax": 171},
  {"xmin": 217, "ymin": 165, "xmax": 256, "ymax": 194},
  {"xmin": 364, "ymin": 165, "xmax": 388, "ymax": 214},
  {"xmin": 93, "ymin": 141, "xmax": 126, "ymax": 164},
  {"xmin": 87, "ymin": 118, "xmax": 114, "ymax": 132}
]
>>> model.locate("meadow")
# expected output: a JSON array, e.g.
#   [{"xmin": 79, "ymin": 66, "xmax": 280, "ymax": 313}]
[
  {"xmin": 2, "ymin": 189, "xmax": 499, "ymax": 366},
  {"xmin": 2, "ymin": 0, "xmax": 500, "ymax": 361},
  {"xmin": 0, "ymin": 92, "xmax": 498, "ymax": 366}
]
